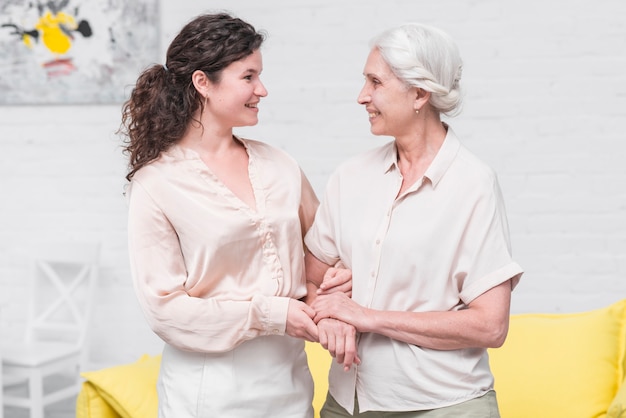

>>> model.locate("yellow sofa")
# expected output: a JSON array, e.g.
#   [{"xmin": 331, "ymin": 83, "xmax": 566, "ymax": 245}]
[{"xmin": 76, "ymin": 299, "xmax": 626, "ymax": 418}]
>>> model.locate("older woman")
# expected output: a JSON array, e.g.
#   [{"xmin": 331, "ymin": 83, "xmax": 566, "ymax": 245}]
[{"xmin": 305, "ymin": 24, "xmax": 523, "ymax": 417}]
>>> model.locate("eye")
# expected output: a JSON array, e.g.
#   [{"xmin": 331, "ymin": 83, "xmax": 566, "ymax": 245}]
[
  {"xmin": 364, "ymin": 75, "xmax": 381, "ymax": 86},
  {"xmin": 244, "ymin": 75, "xmax": 253, "ymax": 81}
]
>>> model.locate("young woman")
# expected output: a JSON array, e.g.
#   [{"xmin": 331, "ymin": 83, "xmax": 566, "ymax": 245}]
[{"xmin": 120, "ymin": 13, "xmax": 342, "ymax": 417}]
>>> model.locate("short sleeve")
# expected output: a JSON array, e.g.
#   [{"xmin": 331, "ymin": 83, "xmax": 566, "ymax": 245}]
[
  {"xmin": 304, "ymin": 170, "xmax": 341, "ymax": 266},
  {"xmin": 457, "ymin": 177, "xmax": 523, "ymax": 303}
]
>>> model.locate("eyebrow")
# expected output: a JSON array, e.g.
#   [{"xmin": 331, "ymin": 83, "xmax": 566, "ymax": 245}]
[
  {"xmin": 364, "ymin": 72, "xmax": 382, "ymax": 80},
  {"xmin": 364, "ymin": 71, "xmax": 396, "ymax": 81}
]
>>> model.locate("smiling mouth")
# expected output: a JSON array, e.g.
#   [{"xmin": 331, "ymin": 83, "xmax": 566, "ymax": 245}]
[
  {"xmin": 245, "ymin": 103, "xmax": 258, "ymax": 108},
  {"xmin": 368, "ymin": 111, "xmax": 379, "ymax": 118}
]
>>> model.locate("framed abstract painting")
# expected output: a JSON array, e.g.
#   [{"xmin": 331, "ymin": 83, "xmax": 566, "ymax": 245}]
[{"xmin": 0, "ymin": 0, "xmax": 159, "ymax": 105}]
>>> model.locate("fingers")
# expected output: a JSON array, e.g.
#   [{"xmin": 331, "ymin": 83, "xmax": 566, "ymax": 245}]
[
  {"xmin": 313, "ymin": 311, "xmax": 331, "ymax": 324},
  {"xmin": 317, "ymin": 280, "xmax": 352, "ymax": 295},
  {"xmin": 317, "ymin": 318, "xmax": 360, "ymax": 371},
  {"xmin": 311, "ymin": 293, "xmax": 350, "ymax": 324},
  {"xmin": 341, "ymin": 329, "xmax": 360, "ymax": 371},
  {"xmin": 304, "ymin": 322, "xmax": 319, "ymax": 342},
  {"xmin": 318, "ymin": 267, "xmax": 352, "ymax": 294},
  {"xmin": 286, "ymin": 300, "xmax": 319, "ymax": 341},
  {"xmin": 301, "ymin": 302, "xmax": 316, "ymax": 318},
  {"xmin": 303, "ymin": 321, "xmax": 320, "ymax": 342},
  {"xmin": 318, "ymin": 324, "xmax": 329, "ymax": 348}
]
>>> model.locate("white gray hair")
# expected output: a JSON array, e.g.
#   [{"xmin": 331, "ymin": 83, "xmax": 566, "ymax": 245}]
[{"xmin": 370, "ymin": 23, "xmax": 463, "ymax": 116}]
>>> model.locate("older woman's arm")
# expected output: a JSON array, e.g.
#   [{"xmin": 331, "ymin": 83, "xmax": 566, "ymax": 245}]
[{"xmin": 312, "ymin": 277, "xmax": 519, "ymax": 350}]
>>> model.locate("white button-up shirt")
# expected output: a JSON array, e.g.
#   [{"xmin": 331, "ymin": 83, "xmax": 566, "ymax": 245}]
[{"xmin": 305, "ymin": 126, "xmax": 523, "ymax": 412}]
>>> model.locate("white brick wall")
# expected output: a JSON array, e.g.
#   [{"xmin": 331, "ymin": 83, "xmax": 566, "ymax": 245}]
[{"xmin": 1, "ymin": 0, "xmax": 625, "ymax": 368}]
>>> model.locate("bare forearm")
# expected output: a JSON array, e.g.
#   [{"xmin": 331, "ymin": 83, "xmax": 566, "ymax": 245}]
[
  {"xmin": 305, "ymin": 280, "xmax": 319, "ymax": 305},
  {"xmin": 360, "ymin": 308, "xmax": 508, "ymax": 350},
  {"xmin": 314, "ymin": 281, "xmax": 512, "ymax": 350}
]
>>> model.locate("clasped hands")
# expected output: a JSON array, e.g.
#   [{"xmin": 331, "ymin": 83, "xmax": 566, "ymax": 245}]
[{"xmin": 287, "ymin": 267, "xmax": 362, "ymax": 371}]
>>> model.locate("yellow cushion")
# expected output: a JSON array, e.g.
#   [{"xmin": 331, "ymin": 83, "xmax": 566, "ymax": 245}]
[
  {"xmin": 76, "ymin": 380, "xmax": 121, "ymax": 418},
  {"xmin": 305, "ymin": 341, "xmax": 333, "ymax": 418},
  {"xmin": 79, "ymin": 354, "xmax": 161, "ymax": 418},
  {"xmin": 607, "ymin": 377, "xmax": 626, "ymax": 418},
  {"xmin": 489, "ymin": 299, "xmax": 626, "ymax": 418}
]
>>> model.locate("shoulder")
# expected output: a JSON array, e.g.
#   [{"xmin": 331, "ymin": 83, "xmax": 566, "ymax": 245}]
[
  {"xmin": 242, "ymin": 137, "xmax": 297, "ymax": 163},
  {"xmin": 442, "ymin": 142, "xmax": 504, "ymax": 209},
  {"xmin": 129, "ymin": 148, "xmax": 190, "ymax": 200},
  {"xmin": 454, "ymin": 144, "xmax": 498, "ymax": 188},
  {"xmin": 240, "ymin": 137, "xmax": 303, "ymax": 179},
  {"xmin": 132, "ymin": 152, "xmax": 172, "ymax": 187},
  {"xmin": 444, "ymin": 127, "xmax": 498, "ymax": 188}
]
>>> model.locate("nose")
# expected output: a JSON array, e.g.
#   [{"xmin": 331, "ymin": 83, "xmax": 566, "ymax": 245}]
[
  {"xmin": 357, "ymin": 84, "xmax": 370, "ymax": 105},
  {"xmin": 256, "ymin": 80, "xmax": 268, "ymax": 97}
]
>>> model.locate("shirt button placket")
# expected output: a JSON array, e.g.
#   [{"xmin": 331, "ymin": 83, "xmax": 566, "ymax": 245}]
[
  {"xmin": 259, "ymin": 221, "xmax": 282, "ymax": 291},
  {"xmin": 366, "ymin": 207, "xmax": 392, "ymax": 307}
]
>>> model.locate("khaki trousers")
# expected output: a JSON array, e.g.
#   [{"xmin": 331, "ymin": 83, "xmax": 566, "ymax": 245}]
[{"xmin": 321, "ymin": 390, "xmax": 500, "ymax": 418}]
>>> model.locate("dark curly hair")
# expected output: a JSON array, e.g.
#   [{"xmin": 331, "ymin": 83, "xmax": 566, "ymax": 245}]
[{"xmin": 119, "ymin": 13, "xmax": 265, "ymax": 181}]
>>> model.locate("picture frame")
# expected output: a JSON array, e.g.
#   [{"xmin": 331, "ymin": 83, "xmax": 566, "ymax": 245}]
[{"xmin": 0, "ymin": 0, "xmax": 159, "ymax": 105}]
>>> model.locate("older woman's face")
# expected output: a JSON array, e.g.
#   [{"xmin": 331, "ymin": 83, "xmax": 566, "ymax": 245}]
[{"xmin": 357, "ymin": 48, "xmax": 416, "ymax": 138}]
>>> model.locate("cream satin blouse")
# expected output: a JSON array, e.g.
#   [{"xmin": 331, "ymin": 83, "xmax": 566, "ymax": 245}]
[{"xmin": 127, "ymin": 137, "xmax": 319, "ymax": 353}]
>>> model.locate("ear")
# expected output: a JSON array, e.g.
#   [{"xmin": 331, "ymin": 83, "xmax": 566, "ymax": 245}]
[
  {"xmin": 413, "ymin": 87, "xmax": 431, "ymax": 112},
  {"xmin": 191, "ymin": 70, "xmax": 211, "ymax": 98}
]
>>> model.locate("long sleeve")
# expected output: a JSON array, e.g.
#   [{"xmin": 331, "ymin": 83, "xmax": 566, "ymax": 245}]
[
  {"xmin": 126, "ymin": 140, "xmax": 311, "ymax": 353},
  {"xmin": 128, "ymin": 180, "xmax": 289, "ymax": 353}
]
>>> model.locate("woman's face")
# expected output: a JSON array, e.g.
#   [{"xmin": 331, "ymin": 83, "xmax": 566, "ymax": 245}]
[
  {"xmin": 206, "ymin": 49, "xmax": 268, "ymax": 128},
  {"xmin": 357, "ymin": 48, "xmax": 416, "ymax": 138}
]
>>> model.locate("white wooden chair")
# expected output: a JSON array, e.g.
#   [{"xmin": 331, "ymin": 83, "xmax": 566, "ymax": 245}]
[{"xmin": 1, "ymin": 242, "xmax": 100, "ymax": 418}]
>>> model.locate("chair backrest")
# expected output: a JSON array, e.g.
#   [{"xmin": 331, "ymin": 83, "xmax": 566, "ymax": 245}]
[{"xmin": 25, "ymin": 242, "xmax": 100, "ymax": 352}]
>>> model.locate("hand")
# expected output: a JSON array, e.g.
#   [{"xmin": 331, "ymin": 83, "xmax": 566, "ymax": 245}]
[
  {"xmin": 317, "ymin": 267, "xmax": 352, "ymax": 297},
  {"xmin": 318, "ymin": 318, "xmax": 361, "ymax": 371},
  {"xmin": 312, "ymin": 292, "xmax": 366, "ymax": 330},
  {"xmin": 285, "ymin": 299, "xmax": 319, "ymax": 342}
]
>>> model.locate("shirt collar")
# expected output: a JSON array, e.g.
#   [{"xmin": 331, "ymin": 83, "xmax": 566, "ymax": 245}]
[
  {"xmin": 424, "ymin": 124, "xmax": 460, "ymax": 188},
  {"xmin": 382, "ymin": 139, "xmax": 400, "ymax": 174},
  {"xmin": 166, "ymin": 135, "xmax": 249, "ymax": 160},
  {"xmin": 382, "ymin": 123, "xmax": 461, "ymax": 189}
]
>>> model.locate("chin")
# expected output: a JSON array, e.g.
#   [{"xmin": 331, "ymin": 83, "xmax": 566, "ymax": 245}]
[
  {"xmin": 370, "ymin": 127, "xmax": 385, "ymax": 136},
  {"xmin": 239, "ymin": 118, "xmax": 259, "ymax": 127}
]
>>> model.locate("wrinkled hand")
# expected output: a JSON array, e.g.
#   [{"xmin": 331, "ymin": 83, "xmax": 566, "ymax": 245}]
[
  {"xmin": 317, "ymin": 267, "xmax": 352, "ymax": 297},
  {"xmin": 312, "ymin": 292, "xmax": 365, "ymax": 329},
  {"xmin": 318, "ymin": 318, "xmax": 361, "ymax": 371},
  {"xmin": 285, "ymin": 299, "xmax": 319, "ymax": 342}
]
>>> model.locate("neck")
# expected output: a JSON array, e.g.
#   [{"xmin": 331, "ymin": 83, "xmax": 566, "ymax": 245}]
[
  {"xmin": 395, "ymin": 117, "xmax": 447, "ymax": 167},
  {"xmin": 179, "ymin": 121, "xmax": 237, "ymax": 156}
]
